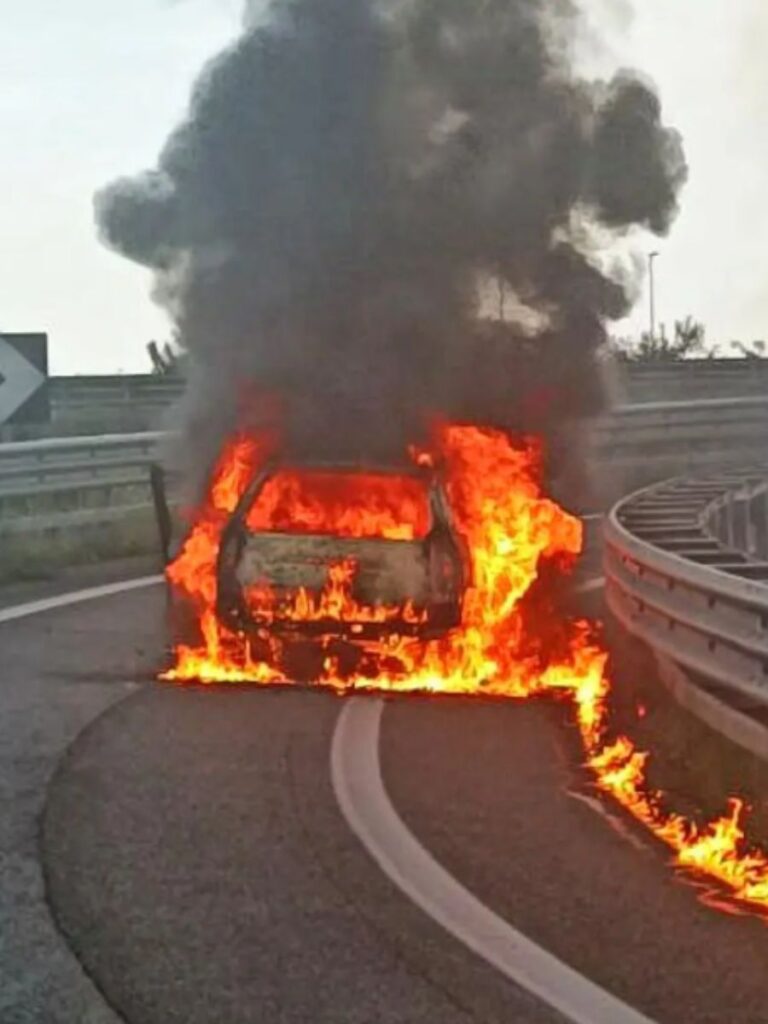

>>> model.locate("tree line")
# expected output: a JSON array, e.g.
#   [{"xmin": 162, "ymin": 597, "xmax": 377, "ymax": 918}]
[{"xmin": 612, "ymin": 317, "xmax": 767, "ymax": 362}]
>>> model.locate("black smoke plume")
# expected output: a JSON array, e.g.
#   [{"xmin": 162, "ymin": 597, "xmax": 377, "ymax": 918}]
[{"xmin": 96, "ymin": 0, "xmax": 686, "ymax": 478}]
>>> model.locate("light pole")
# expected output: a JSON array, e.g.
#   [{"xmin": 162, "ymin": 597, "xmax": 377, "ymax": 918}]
[{"xmin": 648, "ymin": 251, "xmax": 659, "ymax": 342}]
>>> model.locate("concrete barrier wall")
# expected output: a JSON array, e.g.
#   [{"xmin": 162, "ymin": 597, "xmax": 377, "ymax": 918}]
[
  {"xmin": 46, "ymin": 360, "xmax": 768, "ymax": 427},
  {"xmin": 611, "ymin": 359, "xmax": 768, "ymax": 404},
  {"xmin": 4, "ymin": 359, "xmax": 766, "ymax": 442}
]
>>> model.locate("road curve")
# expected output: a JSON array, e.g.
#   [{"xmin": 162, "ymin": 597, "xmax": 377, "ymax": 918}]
[
  {"xmin": 333, "ymin": 698, "xmax": 654, "ymax": 1024},
  {"xmin": 2, "ymin": 559, "xmax": 768, "ymax": 1022},
  {"xmin": 43, "ymin": 683, "xmax": 566, "ymax": 1024},
  {"xmin": 0, "ymin": 569, "xmax": 163, "ymax": 1023},
  {"xmin": 380, "ymin": 694, "xmax": 768, "ymax": 1024}
]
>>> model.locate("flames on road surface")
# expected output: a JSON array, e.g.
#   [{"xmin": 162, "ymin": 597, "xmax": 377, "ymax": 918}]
[{"xmin": 163, "ymin": 424, "xmax": 768, "ymax": 917}]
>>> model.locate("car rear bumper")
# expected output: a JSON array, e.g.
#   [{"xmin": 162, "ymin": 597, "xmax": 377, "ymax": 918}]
[
  {"xmin": 217, "ymin": 603, "xmax": 462, "ymax": 642},
  {"xmin": 167, "ymin": 590, "xmax": 451, "ymax": 647}
]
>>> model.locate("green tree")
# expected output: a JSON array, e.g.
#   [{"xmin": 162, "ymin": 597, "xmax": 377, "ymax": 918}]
[
  {"xmin": 729, "ymin": 339, "xmax": 766, "ymax": 360},
  {"xmin": 613, "ymin": 316, "xmax": 707, "ymax": 362}
]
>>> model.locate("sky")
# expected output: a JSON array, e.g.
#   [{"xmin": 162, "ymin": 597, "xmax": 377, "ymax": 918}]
[{"xmin": 1, "ymin": 0, "xmax": 765, "ymax": 374}]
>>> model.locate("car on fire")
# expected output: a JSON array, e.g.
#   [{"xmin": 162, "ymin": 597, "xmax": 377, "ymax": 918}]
[
  {"xmin": 154, "ymin": 456, "xmax": 469, "ymax": 645},
  {"xmin": 216, "ymin": 458, "xmax": 468, "ymax": 640}
]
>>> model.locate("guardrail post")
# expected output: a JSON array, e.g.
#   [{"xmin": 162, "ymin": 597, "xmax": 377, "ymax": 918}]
[
  {"xmin": 716, "ymin": 495, "xmax": 735, "ymax": 548},
  {"xmin": 750, "ymin": 487, "xmax": 768, "ymax": 559},
  {"xmin": 731, "ymin": 494, "xmax": 749, "ymax": 553},
  {"xmin": 706, "ymin": 500, "xmax": 727, "ymax": 546}
]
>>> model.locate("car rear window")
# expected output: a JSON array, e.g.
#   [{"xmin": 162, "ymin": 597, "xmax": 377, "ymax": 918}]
[{"xmin": 245, "ymin": 468, "xmax": 431, "ymax": 540}]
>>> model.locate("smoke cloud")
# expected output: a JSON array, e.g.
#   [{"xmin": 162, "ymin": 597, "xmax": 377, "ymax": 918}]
[{"xmin": 96, "ymin": 0, "xmax": 686, "ymax": 475}]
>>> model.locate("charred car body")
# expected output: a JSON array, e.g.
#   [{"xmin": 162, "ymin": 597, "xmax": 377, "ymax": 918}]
[
  {"xmin": 154, "ymin": 456, "xmax": 468, "ymax": 646},
  {"xmin": 216, "ymin": 459, "xmax": 467, "ymax": 640}
]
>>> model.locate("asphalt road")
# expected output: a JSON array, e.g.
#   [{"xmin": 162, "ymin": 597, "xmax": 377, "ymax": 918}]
[
  {"xmin": 0, "ymin": 563, "xmax": 160, "ymax": 1024},
  {"xmin": 3, "ymin": 549, "xmax": 768, "ymax": 1023}
]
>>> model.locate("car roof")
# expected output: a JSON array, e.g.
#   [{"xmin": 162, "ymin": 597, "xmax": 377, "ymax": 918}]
[{"xmin": 267, "ymin": 457, "xmax": 431, "ymax": 479}]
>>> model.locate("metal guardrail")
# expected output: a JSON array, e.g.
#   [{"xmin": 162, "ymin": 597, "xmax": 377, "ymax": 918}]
[
  {"xmin": 705, "ymin": 479, "xmax": 768, "ymax": 559},
  {"xmin": 6, "ymin": 396, "xmax": 768, "ymax": 713},
  {"xmin": 0, "ymin": 432, "xmax": 165, "ymax": 537},
  {"xmin": 0, "ymin": 376, "xmax": 184, "ymax": 441},
  {"xmin": 604, "ymin": 470, "xmax": 768, "ymax": 706},
  {"xmin": 1, "ymin": 394, "xmax": 768, "ymax": 539}
]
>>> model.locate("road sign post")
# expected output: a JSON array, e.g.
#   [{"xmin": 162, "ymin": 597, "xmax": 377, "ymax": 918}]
[{"xmin": 0, "ymin": 333, "xmax": 49, "ymax": 429}]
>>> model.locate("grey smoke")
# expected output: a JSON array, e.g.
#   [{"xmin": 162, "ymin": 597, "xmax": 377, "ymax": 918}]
[{"xmin": 96, "ymin": 0, "xmax": 686, "ymax": 475}]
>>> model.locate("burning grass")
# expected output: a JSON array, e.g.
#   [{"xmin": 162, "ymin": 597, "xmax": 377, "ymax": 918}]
[{"xmin": 161, "ymin": 422, "xmax": 768, "ymax": 918}]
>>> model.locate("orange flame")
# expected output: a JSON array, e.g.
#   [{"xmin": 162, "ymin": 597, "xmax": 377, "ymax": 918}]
[
  {"xmin": 162, "ymin": 422, "xmax": 768, "ymax": 917},
  {"xmin": 245, "ymin": 557, "xmax": 427, "ymax": 627},
  {"xmin": 246, "ymin": 468, "xmax": 430, "ymax": 540}
]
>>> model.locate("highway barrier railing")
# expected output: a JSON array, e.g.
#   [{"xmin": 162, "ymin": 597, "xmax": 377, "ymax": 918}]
[
  {"xmin": 1, "ymin": 394, "xmax": 768, "ymax": 542},
  {"xmin": 705, "ymin": 478, "xmax": 768, "ymax": 561},
  {"xmin": 0, "ymin": 432, "xmax": 165, "ymax": 537},
  {"xmin": 604, "ymin": 468, "xmax": 768, "ymax": 706}
]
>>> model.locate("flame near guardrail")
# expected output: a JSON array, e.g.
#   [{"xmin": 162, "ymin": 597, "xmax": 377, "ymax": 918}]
[{"xmin": 1, "ymin": 396, "xmax": 768, "ymax": 541}]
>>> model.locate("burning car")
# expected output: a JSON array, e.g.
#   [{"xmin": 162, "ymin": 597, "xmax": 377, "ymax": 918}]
[
  {"xmin": 155, "ymin": 452, "xmax": 468, "ymax": 651},
  {"xmin": 216, "ymin": 458, "xmax": 467, "ymax": 639}
]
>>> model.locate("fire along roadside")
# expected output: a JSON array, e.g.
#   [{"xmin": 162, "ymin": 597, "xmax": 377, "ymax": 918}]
[{"xmin": 162, "ymin": 422, "xmax": 768, "ymax": 918}]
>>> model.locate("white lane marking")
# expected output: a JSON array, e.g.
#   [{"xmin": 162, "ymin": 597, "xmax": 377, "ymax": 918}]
[
  {"xmin": 5, "ymin": 566, "xmax": 633, "ymax": 1020},
  {"xmin": 581, "ymin": 514, "xmax": 604, "ymax": 522},
  {"xmin": 332, "ymin": 698, "xmax": 657, "ymax": 1024},
  {"xmin": 0, "ymin": 575, "xmax": 163, "ymax": 625},
  {"xmin": 575, "ymin": 577, "xmax": 604, "ymax": 594},
  {"xmin": 0, "ymin": 573, "xmax": 601, "ymax": 627},
  {"xmin": 567, "ymin": 791, "xmax": 648, "ymax": 854},
  {"xmin": 0, "ymin": 567, "xmax": 601, "ymax": 625}
]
